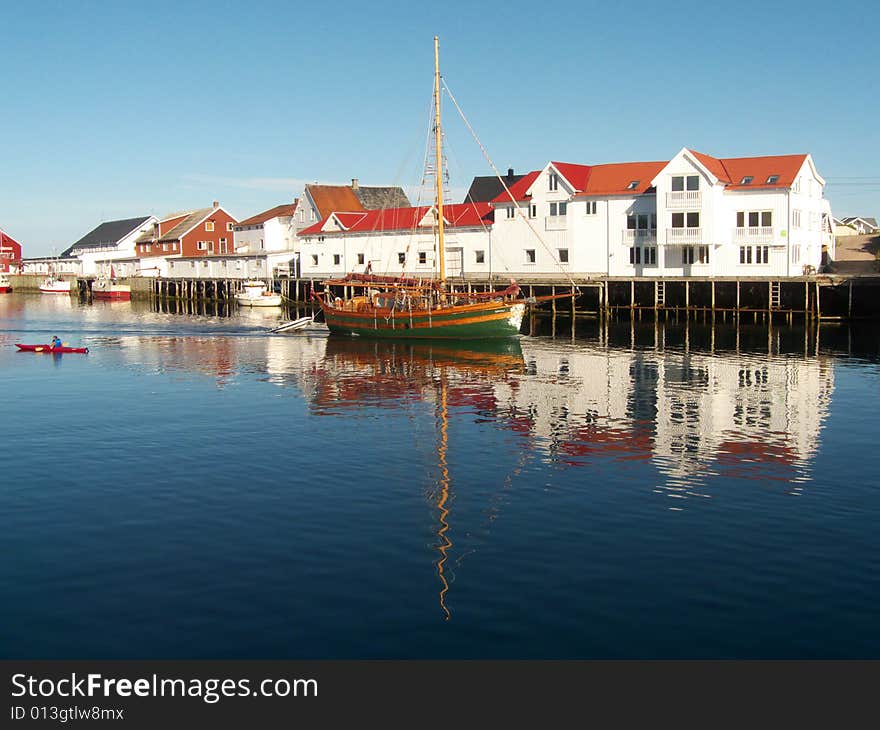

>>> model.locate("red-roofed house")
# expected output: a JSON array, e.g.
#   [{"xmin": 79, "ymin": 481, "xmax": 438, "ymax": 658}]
[
  {"xmin": 0, "ymin": 228, "xmax": 23, "ymax": 273},
  {"xmin": 233, "ymin": 201, "xmax": 299, "ymax": 275},
  {"xmin": 134, "ymin": 202, "xmax": 238, "ymax": 277},
  {"xmin": 297, "ymin": 202, "xmax": 494, "ymax": 278},
  {"xmin": 489, "ymin": 149, "xmax": 834, "ymax": 278}
]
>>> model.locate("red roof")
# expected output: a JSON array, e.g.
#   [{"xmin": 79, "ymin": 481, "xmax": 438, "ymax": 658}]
[
  {"xmin": 573, "ymin": 161, "xmax": 667, "ymax": 197},
  {"xmin": 491, "ymin": 170, "xmax": 541, "ymax": 203},
  {"xmin": 236, "ymin": 202, "xmax": 298, "ymax": 227},
  {"xmin": 689, "ymin": 150, "xmax": 731, "ymax": 182},
  {"xmin": 551, "ymin": 162, "xmax": 592, "ymax": 191},
  {"xmin": 306, "ymin": 185, "xmax": 364, "ymax": 217},
  {"xmin": 718, "ymin": 154, "xmax": 807, "ymax": 189},
  {"xmin": 299, "ymin": 202, "xmax": 494, "ymax": 236}
]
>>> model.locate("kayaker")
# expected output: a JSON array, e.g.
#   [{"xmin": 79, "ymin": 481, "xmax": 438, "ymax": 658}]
[{"xmin": 50, "ymin": 336, "xmax": 62, "ymax": 351}]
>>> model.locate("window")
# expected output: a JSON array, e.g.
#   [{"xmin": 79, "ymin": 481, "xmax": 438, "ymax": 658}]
[
  {"xmin": 558, "ymin": 248, "xmax": 569, "ymax": 263},
  {"xmin": 310, "ymin": 209, "xmax": 316, "ymax": 221},
  {"xmin": 549, "ymin": 172, "xmax": 559, "ymax": 191},
  {"xmin": 144, "ymin": 244, "xmax": 151, "ymax": 253},
  {"xmin": 475, "ymin": 250, "xmax": 485, "ymax": 263},
  {"xmin": 793, "ymin": 210, "xmax": 801, "ymax": 228},
  {"xmin": 162, "ymin": 243, "xmax": 169, "ymax": 251},
  {"xmin": 626, "ymin": 180, "xmax": 639, "ymax": 190},
  {"xmin": 418, "ymin": 252, "xmax": 427, "ymax": 264},
  {"xmin": 671, "ymin": 175, "xmax": 698, "ymax": 192},
  {"xmin": 529, "ymin": 204, "xmax": 537, "ymax": 218},
  {"xmin": 585, "ymin": 201, "xmax": 597, "ymax": 215},
  {"xmin": 791, "ymin": 244, "xmax": 801, "ymax": 263},
  {"xmin": 525, "ymin": 249, "xmax": 536, "ymax": 264},
  {"xmin": 740, "ymin": 176, "xmax": 753, "ymax": 185},
  {"xmin": 687, "ymin": 212, "xmax": 700, "ymax": 228},
  {"xmin": 311, "ymin": 254, "xmax": 318, "ymax": 266},
  {"xmin": 227, "ymin": 222, "xmax": 234, "ymax": 231},
  {"xmin": 793, "ymin": 177, "xmax": 801, "ymax": 193},
  {"xmin": 739, "ymin": 246, "xmax": 769, "ymax": 264},
  {"xmin": 737, "ymin": 210, "xmax": 772, "ymax": 227},
  {"xmin": 672, "ymin": 211, "xmax": 699, "ymax": 228},
  {"xmin": 766, "ymin": 175, "xmax": 779, "ymax": 184},
  {"xmin": 197, "ymin": 241, "xmax": 208, "ymax": 251},
  {"xmin": 672, "ymin": 212, "xmax": 684, "ymax": 228},
  {"xmin": 299, "ymin": 209, "xmax": 305, "ymax": 222},
  {"xmin": 333, "ymin": 254, "xmax": 341, "ymax": 265},
  {"xmin": 683, "ymin": 246, "xmax": 695, "ymax": 265},
  {"xmin": 506, "ymin": 206, "xmax": 515, "ymax": 219},
  {"xmin": 549, "ymin": 202, "xmax": 567, "ymax": 216},
  {"xmin": 629, "ymin": 247, "xmax": 641, "ymax": 264},
  {"xmin": 205, "ymin": 221, "xmax": 215, "ymax": 231},
  {"xmin": 398, "ymin": 252, "xmax": 405, "ymax": 264},
  {"xmin": 644, "ymin": 247, "xmax": 657, "ymax": 265},
  {"xmin": 357, "ymin": 253, "xmax": 365, "ymax": 265}
]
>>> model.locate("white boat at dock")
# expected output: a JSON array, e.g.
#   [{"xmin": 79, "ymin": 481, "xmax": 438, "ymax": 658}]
[
  {"xmin": 39, "ymin": 277, "xmax": 71, "ymax": 294},
  {"xmin": 235, "ymin": 280, "xmax": 282, "ymax": 307}
]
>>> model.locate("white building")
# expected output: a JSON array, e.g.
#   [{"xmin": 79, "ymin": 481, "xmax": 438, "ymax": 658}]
[
  {"xmin": 297, "ymin": 203, "xmax": 495, "ymax": 279},
  {"xmin": 233, "ymin": 202, "xmax": 298, "ymax": 275},
  {"xmin": 491, "ymin": 148, "xmax": 835, "ymax": 278},
  {"xmin": 60, "ymin": 216, "xmax": 158, "ymax": 276}
]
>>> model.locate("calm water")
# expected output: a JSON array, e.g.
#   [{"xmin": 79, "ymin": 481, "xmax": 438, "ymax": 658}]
[{"xmin": 2, "ymin": 293, "xmax": 879, "ymax": 659}]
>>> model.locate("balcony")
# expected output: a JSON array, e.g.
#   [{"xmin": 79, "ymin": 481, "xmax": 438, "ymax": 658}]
[
  {"xmin": 545, "ymin": 215, "xmax": 567, "ymax": 231},
  {"xmin": 666, "ymin": 227, "xmax": 702, "ymax": 244},
  {"xmin": 734, "ymin": 226, "xmax": 774, "ymax": 243},
  {"xmin": 666, "ymin": 190, "xmax": 702, "ymax": 209},
  {"xmin": 622, "ymin": 229, "xmax": 657, "ymax": 244}
]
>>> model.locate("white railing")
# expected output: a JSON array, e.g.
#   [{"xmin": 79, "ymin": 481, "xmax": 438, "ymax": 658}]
[
  {"xmin": 734, "ymin": 226, "xmax": 774, "ymax": 242},
  {"xmin": 666, "ymin": 227, "xmax": 702, "ymax": 243},
  {"xmin": 622, "ymin": 229, "xmax": 657, "ymax": 244},
  {"xmin": 666, "ymin": 191, "xmax": 702, "ymax": 208},
  {"xmin": 545, "ymin": 215, "xmax": 567, "ymax": 231}
]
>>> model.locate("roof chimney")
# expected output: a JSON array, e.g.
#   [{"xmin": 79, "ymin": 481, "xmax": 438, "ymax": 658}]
[
  {"xmin": 351, "ymin": 178, "xmax": 359, "ymax": 190},
  {"xmin": 507, "ymin": 168, "xmax": 514, "ymax": 178},
  {"xmin": 212, "ymin": 200, "xmax": 219, "ymax": 208}
]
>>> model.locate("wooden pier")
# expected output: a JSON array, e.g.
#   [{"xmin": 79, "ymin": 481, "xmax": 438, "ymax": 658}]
[{"xmin": 9, "ymin": 272, "xmax": 880, "ymax": 322}]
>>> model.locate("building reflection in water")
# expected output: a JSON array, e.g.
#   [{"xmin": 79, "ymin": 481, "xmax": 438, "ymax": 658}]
[{"xmin": 105, "ymin": 319, "xmax": 835, "ymax": 618}]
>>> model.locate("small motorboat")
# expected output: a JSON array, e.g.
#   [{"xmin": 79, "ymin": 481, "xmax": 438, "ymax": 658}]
[
  {"xmin": 92, "ymin": 276, "xmax": 131, "ymax": 300},
  {"xmin": 16, "ymin": 343, "xmax": 89, "ymax": 354},
  {"xmin": 39, "ymin": 277, "xmax": 71, "ymax": 294},
  {"xmin": 0, "ymin": 273, "xmax": 10, "ymax": 293},
  {"xmin": 235, "ymin": 280, "xmax": 282, "ymax": 307}
]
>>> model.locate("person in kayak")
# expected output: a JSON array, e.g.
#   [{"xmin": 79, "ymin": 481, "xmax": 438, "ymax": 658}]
[{"xmin": 50, "ymin": 336, "xmax": 62, "ymax": 351}]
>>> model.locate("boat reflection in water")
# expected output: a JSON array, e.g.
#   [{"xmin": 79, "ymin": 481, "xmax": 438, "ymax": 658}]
[
  {"xmin": 297, "ymin": 328, "xmax": 835, "ymax": 618},
  {"xmin": 311, "ymin": 337, "xmax": 526, "ymax": 619}
]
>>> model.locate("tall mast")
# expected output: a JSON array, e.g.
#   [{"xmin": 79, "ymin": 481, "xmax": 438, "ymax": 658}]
[{"xmin": 433, "ymin": 35, "xmax": 446, "ymax": 287}]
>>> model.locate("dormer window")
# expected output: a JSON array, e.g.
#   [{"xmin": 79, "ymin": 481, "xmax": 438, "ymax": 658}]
[
  {"xmin": 549, "ymin": 172, "xmax": 559, "ymax": 191},
  {"xmin": 627, "ymin": 180, "xmax": 640, "ymax": 190},
  {"xmin": 740, "ymin": 176, "xmax": 753, "ymax": 185},
  {"xmin": 766, "ymin": 175, "xmax": 779, "ymax": 184}
]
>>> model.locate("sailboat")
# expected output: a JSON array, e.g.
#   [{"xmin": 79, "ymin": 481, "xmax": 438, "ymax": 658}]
[{"xmin": 312, "ymin": 37, "xmax": 568, "ymax": 340}]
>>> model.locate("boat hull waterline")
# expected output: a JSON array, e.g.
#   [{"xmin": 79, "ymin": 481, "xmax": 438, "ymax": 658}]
[
  {"xmin": 318, "ymin": 300, "xmax": 525, "ymax": 339},
  {"xmin": 16, "ymin": 343, "xmax": 89, "ymax": 354}
]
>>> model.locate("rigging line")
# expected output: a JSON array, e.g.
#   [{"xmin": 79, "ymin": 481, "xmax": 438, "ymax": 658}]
[
  {"xmin": 441, "ymin": 80, "xmax": 581, "ymax": 293},
  {"xmin": 442, "ymin": 131, "xmax": 514, "ymax": 280}
]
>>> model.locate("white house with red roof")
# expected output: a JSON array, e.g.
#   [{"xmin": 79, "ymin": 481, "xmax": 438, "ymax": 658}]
[
  {"xmin": 297, "ymin": 202, "xmax": 494, "ymax": 279},
  {"xmin": 491, "ymin": 148, "xmax": 834, "ymax": 278},
  {"xmin": 232, "ymin": 201, "xmax": 299, "ymax": 274}
]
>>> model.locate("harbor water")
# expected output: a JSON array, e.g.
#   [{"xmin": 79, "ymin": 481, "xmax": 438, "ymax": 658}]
[{"xmin": 1, "ymin": 293, "xmax": 879, "ymax": 658}]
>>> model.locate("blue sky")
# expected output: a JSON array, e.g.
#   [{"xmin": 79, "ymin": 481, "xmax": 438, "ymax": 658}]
[{"xmin": 2, "ymin": 0, "xmax": 877, "ymax": 256}]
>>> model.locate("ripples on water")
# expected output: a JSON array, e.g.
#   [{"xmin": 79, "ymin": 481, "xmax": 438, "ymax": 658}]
[{"xmin": 1, "ymin": 293, "xmax": 879, "ymax": 658}]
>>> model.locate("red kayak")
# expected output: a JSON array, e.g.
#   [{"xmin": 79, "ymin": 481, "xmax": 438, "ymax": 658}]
[{"xmin": 15, "ymin": 343, "xmax": 89, "ymax": 354}]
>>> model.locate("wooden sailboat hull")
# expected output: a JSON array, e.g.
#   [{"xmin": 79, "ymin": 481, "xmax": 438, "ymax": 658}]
[{"xmin": 318, "ymin": 299, "xmax": 525, "ymax": 340}]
